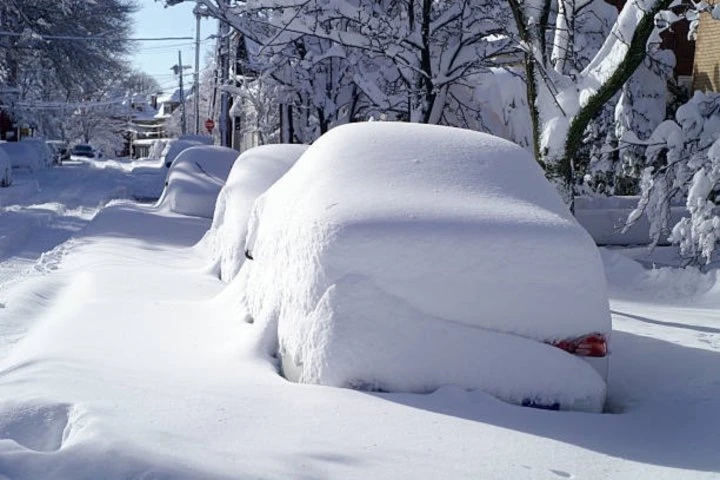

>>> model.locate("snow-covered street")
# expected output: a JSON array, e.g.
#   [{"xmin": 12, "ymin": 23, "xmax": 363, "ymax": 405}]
[{"xmin": 0, "ymin": 160, "xmax": 718, "ymax": 479}]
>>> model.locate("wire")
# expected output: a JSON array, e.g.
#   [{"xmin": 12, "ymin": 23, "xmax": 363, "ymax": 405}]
[{"xmin": 0, "ymin": 31, "xmax": 194, "ymax": 42}]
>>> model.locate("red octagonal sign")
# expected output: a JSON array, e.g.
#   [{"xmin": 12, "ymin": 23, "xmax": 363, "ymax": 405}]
[{"xmin": 204, "ymin": 118, "xmax": 215, "ymax": 132}]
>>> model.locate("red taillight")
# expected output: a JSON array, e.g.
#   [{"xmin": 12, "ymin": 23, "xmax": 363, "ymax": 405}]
[{"xmin": 550, "ymin": 333, "xmax": 607, "ymax": 357}]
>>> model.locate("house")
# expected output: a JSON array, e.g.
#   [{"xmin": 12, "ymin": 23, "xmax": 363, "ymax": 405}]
[
  {"xmin": 126, "ymin": 93, "xmax": 168, "ymax": 159},
  {"xmin": 693, "ymin": 3, "xmax": 720, "ymax": 92}
]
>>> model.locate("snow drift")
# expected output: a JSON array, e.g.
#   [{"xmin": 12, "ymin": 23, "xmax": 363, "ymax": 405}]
[
  {"xmin": 205, "ymin": 144, "xmax": 308, "ymax": 281},
  {"xmin": 234, "ymin": 122, "xmax": 611, "ymax": 411},
  {"xmin": 159, "ymin": 145, "xmax": 237, "ymax": 218}
]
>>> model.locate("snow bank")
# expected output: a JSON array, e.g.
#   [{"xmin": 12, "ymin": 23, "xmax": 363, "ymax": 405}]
[
  {"xmin": 0, "ymin": 147, "xmax": 12, "ymax": 187},
  {"xmin": 0, "ymin": 142, "xmax": 46, "ymax": 172},
  {"xmin": 205, "ymin": 144, "xmax": 308, "ymax": 281},
  {"xmin": 159, "ymin": 146, "xmax": 238, "ymax": 218},
  {"xmin": 235, "ymin": 122, "xmax": 610, "ymax": 411},
  {"xmin": 601, "ymin": 248, "xmax": 717, "ymax": 301}
]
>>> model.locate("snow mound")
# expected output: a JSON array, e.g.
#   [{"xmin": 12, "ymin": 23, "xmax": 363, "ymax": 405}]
[
  {"xmin": 235, "ymin": 122, "xmax": 610, "ymax": 411},
  {"xmin": 159, "ymin": 146, "xmax": 238, "ymax": 218},
  {"xmin": 0, "ymin": 147, "xmax": 12, "ymax": 186},
  {"xmin": 0, "ymin": 142, "xmax": 46, "ymax": 172},
  {"xmin": 601, "ymin": 248, "xmax": 717, "ymax": 301},
  {"xmin": 205, "ymin": 144, "xmax": 308, "ymax": 281}
]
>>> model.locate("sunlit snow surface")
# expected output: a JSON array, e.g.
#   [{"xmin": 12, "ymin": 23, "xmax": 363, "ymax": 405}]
[{"xmin": 0, "ymin": 154, "xmax": 718, "ymax": 479}]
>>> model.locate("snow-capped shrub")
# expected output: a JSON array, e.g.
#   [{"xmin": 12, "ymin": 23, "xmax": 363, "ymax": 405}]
[{"xmin": 148, "ymin": 140, "xmax": 168, "ymax": 160}]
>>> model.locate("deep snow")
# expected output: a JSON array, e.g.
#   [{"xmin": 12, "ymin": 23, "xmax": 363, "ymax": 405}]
[{"xmin": 0, "ymin": 152, "xmax": 719, "ymax": 479}]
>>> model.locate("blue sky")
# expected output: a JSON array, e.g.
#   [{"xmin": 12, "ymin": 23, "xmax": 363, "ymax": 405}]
[{"xmin": 131, "ymin": 0, "xmax": 217, "ymax": 93}]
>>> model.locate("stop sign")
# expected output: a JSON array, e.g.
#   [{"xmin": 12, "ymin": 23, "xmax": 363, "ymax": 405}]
[{"xmin": 204, "ymin": 118, "xmax": 215, "ymax": 132}]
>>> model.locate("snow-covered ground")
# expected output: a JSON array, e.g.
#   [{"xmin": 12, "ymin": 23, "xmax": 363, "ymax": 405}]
[{"xmin": 0, "ymin": 157, "xmax": 719, "ymax": 479}]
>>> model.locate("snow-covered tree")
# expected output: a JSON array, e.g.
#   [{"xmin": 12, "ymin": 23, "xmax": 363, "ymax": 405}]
[
  {"xmin": 625, "ymin": 91, "xmax": 720, "ymax": 263},
  {"xmin": 620, "ymin": 3, "xmax": 720, "ymax": 262},
  {"xmin": 0, "ymin": 0, "xmax": 136, "ymax": 137},
  {"xmin": 501, "ymin": 0, "xmax": 681, "ymax": 205},
  {"xmin": 175, "ymin": 0, "xmax": 511, "ymax": 141}
]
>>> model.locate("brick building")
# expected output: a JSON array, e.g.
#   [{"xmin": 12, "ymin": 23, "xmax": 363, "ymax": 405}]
[{"xmin": 693, "ymin": 3, "xmax": 720, "ymax": 92}]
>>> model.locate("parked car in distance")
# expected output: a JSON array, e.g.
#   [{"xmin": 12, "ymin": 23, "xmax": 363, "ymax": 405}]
[
  {"xmin": 70, "ymin": 144, "xmax": 97, "ymax": 160},
  {"xmin": 46, "ymin": 140, "xmax": 70, "ymax": 164}
]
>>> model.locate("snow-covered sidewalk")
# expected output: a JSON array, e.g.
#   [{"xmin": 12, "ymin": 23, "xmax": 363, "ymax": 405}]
[{"xmin": 0, "ymin": 171, "xmax": 719, "ymax": 478}]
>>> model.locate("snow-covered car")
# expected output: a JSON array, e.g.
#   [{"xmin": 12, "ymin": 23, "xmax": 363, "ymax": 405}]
[
  {"xmin": 205, "ymin": 144, "xmax": 308, "ymax": 282},
  {"xmin": 159, "ymin": 145, "xmax": 238, "ymax": 218},
  {"xmin": 0, "ymin": 141, "xmax": 46, "ymax": 171},
  {"xmin": 162, "ymin": 135, "xmax": 214, "ymax": 168},
  {"xmin": 0, "ymin": 147, "xmax": 12, "ymax": 187},
  {"xmin": 238, "ymin": 122, "xmax": 612, "ymax": 412},
  {"xmin": 70, "ymin": 144, "xmax": 98, "ymax": 160},
  {"xmin": 21, "ymin": 138, "xmax": 54, "ymax": 168},
  {"xmin": 46, "ymin": 140, "xmax": 70, "ymax": 164}
]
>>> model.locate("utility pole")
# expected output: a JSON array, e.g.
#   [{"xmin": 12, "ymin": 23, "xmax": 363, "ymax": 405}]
[
  {"xmin": 216, "ymin": 0, "xmax": 231, "ymax": 147},
  {"xmin": 176, "ymin": 50, "xmax": 187, "ymax": 135},
  {"xmin": 194, "ymin": 6, "xmax": 201, "ymax": 135}
]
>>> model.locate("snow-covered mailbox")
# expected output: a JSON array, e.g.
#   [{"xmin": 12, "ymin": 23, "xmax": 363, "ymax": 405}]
[{"xmin": 236, "ymin": 122, "xmax": 611, "ymax": 412}]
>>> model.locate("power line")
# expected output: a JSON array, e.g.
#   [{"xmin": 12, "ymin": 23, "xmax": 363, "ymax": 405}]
[{"xmin": 0, "ymin": 31, "xmax": 194, "ymax": 42}]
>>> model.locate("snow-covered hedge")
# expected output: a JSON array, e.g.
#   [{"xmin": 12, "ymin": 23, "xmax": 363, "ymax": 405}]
[
  {"xmin": 234, "ymin": 122, "xmax": 610, "ymax": 412},
  {"xmin": 0, "ymin": 147, "xmax": 12, "ymax": 187},
  {"xmin": 159, "ymin": 145, "xmax": 238, "ymax": 218},
  {"xmin": 205, "ymin": 144, "xmax": 308, "ymax": 281}
]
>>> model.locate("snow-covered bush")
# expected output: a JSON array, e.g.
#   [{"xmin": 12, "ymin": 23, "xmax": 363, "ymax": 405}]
[
  {"xmin": 626, "ymin": 91, "xmax": 720, "ymax": 262},
  {"xmin": 234, "ymin": 122, "xmax": 610, "ymax": 412},
  {"xmin": 148, "ymin": 140, "xmax": 168, "ymax": 161},
  {"xmin": 0, "ymin": 147, "xmax": 12, "ymax": 187},
  {"xmin": 205, "ymin": 144, "xmax": 307, "ymax": 282},
  {"xmin": 0, "ymin": 142, "xmax": 46, "ymax": 172},
  {"xmin": 159, "ymin": 146, "xmax": 237, "ymax": 218}
]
